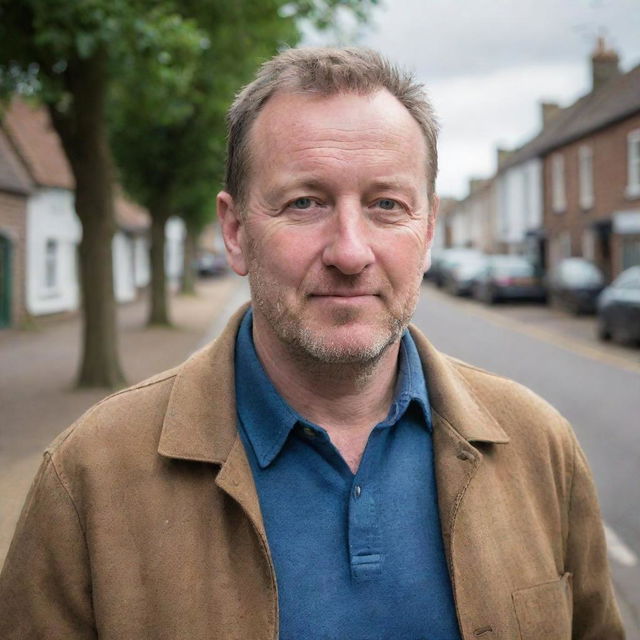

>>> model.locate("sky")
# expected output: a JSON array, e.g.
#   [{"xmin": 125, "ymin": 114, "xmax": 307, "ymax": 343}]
[{"xmin": 303, "ymin": 0, "xmax": 640, "ymax": 199}]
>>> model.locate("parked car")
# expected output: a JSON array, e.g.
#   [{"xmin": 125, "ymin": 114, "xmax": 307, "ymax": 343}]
[
  {"xmin": 546, "ymin": 258, "xmax": 605, "ymax": 315},
  {"xmin": 424, "ymin": 251, "xmax": 446, "ymax": 283},
  {"xmin": 197, "ymin": 251, "xmax": 228, "ymax": 277},
  {"xmin": 436, "ymin": 250, "xmax": 486, "ymax": 295},
  {"xmin": 472, "ymin": 255, "xmax": 546, "ymax": 304},
  {"xmin": 596, "ymin": 265, "xmax": 640, "ymax": 345},
  {"xmin": 426, "ymin": 248, "xmax": 483, "ymax": 288}
]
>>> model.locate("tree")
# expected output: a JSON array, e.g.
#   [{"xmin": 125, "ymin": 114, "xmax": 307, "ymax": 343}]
[
  {"xmin": 109, "ymin": 0, "xmax": 379, "ymax": 325},
  {"xmin": 108, "ymin": 10, "xmax": 208, "ymax": 324},
  {"xmin": 0, "ymin": 0, "xmax": 203, "ymax": 387}
]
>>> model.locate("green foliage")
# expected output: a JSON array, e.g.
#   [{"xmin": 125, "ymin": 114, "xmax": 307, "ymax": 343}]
[
  {"xmin": 0, "ymin": 0, "xmax": 379, "ymax": 232},
  {"xmin": 109, "ymin": 0, "xmax": 378, "ymax": 236}
]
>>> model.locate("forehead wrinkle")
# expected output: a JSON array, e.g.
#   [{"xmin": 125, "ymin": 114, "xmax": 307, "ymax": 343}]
[
  {"xmin": 287, "ymin": 145, "xmax": 402, "ymax": 164},
  {"xmin": 275, "ymin": 124, "xmax": 410, "ymax": 152}
]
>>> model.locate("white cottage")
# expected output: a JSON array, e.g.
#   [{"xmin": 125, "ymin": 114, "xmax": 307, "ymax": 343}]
[
  {"xmin": 2, "ymin": 99, "xmax": 183, "ymax": 318},
  {"xmin": 4, "ymin": 100, "xmax": 82, "ymax": 316}
]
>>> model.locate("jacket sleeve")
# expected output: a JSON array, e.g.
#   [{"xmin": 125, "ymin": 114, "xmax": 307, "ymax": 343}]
[
  {"xmin": 0, "ymin": 453, "xmax": 97, "ymax": 639},
  {"xmin": 565, "ymin": 433, "xmax": 625, "ymax": 639}
]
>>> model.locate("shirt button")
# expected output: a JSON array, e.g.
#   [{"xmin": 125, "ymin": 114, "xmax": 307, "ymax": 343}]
[
  {"xmin": 302, "ymin": 426, "xmax": 316, "ymax": 438},
  {"xmin": 353, "ymin": 485, "xmax": 362, "ymax": 499}
]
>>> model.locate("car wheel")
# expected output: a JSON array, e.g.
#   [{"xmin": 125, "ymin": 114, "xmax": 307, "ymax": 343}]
[
  {"xmin": 611, "ymin": 321, "xmax": 631, "ymax": 346},
  {"xmin": 597, "ymin": 316, "xmax": 611, "ymax": 341}
]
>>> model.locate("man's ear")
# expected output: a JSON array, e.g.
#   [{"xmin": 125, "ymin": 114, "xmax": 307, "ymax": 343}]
[
  {"xmin": 422, "ymin": 194, "xmax": 440, "ymax": 273},
  {"xmin": 217, "ymin": 191, "xmax": 248, "ymax": 276}
]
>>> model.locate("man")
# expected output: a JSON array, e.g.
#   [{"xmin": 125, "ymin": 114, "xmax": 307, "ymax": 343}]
[{"xmin": 0, "ymin": 48, "xmax": 624, "ymax": 639}]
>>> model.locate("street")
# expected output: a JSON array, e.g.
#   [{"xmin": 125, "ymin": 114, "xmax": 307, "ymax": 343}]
[{"xmin": 415, "ymin": 282, "xmax": 640, "ymax": 636}]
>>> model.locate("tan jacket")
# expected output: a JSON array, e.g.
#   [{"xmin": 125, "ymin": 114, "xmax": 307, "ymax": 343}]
[{"xmin": 0, "ymin": 306, "xmax": 623, "ymax": 639}]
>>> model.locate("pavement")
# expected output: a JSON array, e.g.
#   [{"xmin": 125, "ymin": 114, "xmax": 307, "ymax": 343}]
[{"xmin": 0, "ymin": 273, "xmax": 244, "ymax": 564}]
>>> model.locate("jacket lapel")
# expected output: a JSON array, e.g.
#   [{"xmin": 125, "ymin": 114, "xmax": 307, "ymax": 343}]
[
  {"xmin": 409, "ymin": 327, "xmax": 510, "ymax": 571},
  {"xmin": 157, "ymin": 303, "xmax": 265, "ymax": 532}
]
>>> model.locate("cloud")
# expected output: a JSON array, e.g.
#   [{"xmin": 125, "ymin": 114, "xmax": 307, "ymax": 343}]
[
  {"xmin": 432, "ymin": 62, "xmax": 587, "ymax": 196},
  {"xmin": 362, "ymin": 0, "xmax": 640, "ymax": 79},
  {"xmin": 302, "ymin": 0, "xmax": 640, "ymax": 198}
]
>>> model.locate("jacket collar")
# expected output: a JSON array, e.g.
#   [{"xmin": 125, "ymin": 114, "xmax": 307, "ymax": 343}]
[
  {"xmin": 157, "ymin": 304, "xmax": 508, "ymax": 465},
  {"xmin": 409, "ymin": 327, "xmax": 509, "ymax": 445},
  {"xmin": 157, "ymin": 304, "xmax": 249, "ymax": 464}
]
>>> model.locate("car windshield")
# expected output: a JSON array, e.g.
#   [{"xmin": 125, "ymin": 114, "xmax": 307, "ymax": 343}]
[
  {"xmin": 560, "ymin": 260, "xmax": 604, "ymax": 286},
  {"xmin": 612, "ymin": 266, "xmax": 640, "ymax": 289},
  {"xmin": 490, "ymin": 256, "xmax": 534, "ymax": 278},
  {"xmin": 441, "ymin": 249, "xmax": 482, "ymax": 266}
]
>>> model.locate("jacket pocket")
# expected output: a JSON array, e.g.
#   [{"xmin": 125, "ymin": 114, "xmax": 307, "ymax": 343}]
[{"xmin": 512, "ymin": 573, "xmax": 572, "ymax": 640}]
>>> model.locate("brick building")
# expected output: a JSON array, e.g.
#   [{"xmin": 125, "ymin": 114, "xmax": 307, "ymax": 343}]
[
  {"xmin": 493, "ymin": 39, "xmax": 640, "ymax": 279},
  {"xmin": 445, "ymin": 178, "xmax": 498, "ymax": 253},
  {"xmin": 539, "ymin": 41, "xmax": 640, "ymax": 279}
]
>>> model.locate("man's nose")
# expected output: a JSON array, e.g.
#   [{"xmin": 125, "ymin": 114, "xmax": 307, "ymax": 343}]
[{"xmin": 321, "ymin": 205, "xmax": 375, "ymax": 275}]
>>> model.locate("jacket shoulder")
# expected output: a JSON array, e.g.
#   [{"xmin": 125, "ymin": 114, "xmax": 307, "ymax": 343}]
[
  {"xmin": 46, "ymin": 366, "xmax": 180, "ymax": 474},
  {"xmin": 446, "ymin": 355, "xmax": 576, "ymax": 449},
  {"xmin": 450, "ymin": 355, "xmax": 563, "ymax": 412}
]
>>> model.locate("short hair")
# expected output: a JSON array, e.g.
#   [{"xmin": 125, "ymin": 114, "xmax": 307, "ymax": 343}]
[{"xmin": 224, "ymin": 47, "xmax": 439, "ymax": 209}]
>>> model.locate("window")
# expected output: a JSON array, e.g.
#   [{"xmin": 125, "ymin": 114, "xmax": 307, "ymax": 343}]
[
  {"xmin": 44, "ymin": 239, "xmax": 58, "ymax": 290},
  {"xmin": 582, "ymin": 228, "xmax": 595, "ymax": 261},
  {"xmin": 627, "ymin": 130, "xmax": 640, "ymax": 198},
  {"xmin": 551, "ymin": 153, "xmax": 566, "ymax": 213},
  {"xmin": 622, "ymin": 239, "xmax": 640, "ymax": 271},
  {"xmin": 559, "ymin": 230, "xmax": 572, "ymax": 259},
  {"xmin": 578, "ymin": 145, "xmax": 594, "ymax": 209}
]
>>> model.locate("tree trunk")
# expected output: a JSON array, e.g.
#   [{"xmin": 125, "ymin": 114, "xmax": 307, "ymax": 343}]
[
  {"xmin": 148, "ymin": 209, "xmax": 171, "ymax": 326},
  {"xmin": 49, "ymin": 49, "xmax": 126, "ymax": 389},
  {"xmin": 181, "ymin": 226, "xmax": 198, "ymax": 295}
]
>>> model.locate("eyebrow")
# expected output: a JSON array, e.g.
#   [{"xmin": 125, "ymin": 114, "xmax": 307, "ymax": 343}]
[
  {"xmin": 367, "ymin": 178, "xmax": 416, "ymax": 193},
  {"xmin": 271, "ymin": 176, "xmax": 418, "ymax": 193},
  {"xmin": 265, "ymin": 177, "xmax": 327, "ymax": 201}
]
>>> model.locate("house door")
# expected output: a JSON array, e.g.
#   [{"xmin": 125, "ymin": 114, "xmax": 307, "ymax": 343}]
[{"xmin": 0, "ymin": 234, "xmax": 11, "ymax": 328}]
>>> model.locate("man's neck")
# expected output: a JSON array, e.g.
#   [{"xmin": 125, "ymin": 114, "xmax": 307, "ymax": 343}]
[{"xmin": 251, "ymin": 319, "xmax": 401, "ymax": 472}]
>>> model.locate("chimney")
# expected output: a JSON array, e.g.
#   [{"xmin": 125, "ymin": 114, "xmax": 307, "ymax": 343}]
[
  {"xmin": 497, "ymin": 147, "xmax": 512, "ymax": 168},
  {"xmin": 540, "ymin": 101, "xmax": 560, "ymax": 128},
  {"xmin": 591, "ymin": 36, "xmax": 620, "ymax": 91},
  {"xmin": 469, "ymin": 178, "xmax": 487, "ymax": 194}
]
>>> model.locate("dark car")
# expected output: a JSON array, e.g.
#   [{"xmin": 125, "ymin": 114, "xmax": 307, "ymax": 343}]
[
  {"xmin": 596, "ymin": 266, "xmax": 640, "ymax": 345},
  {"xmin": 547, "ymin": 258, "xmax": 605, "ymax": 315},
  {"xmin": 197, "ymin": 251, "xmax": 228, "ymax": 277},
  {"xmin": 439, "ymin": 250, "xmax": 486, "ymax": 295},
  {"xmin": 472, "ymin": 255, "xmax": 546, "ymax": 304},
  {"xmin": 426, "ymin": 248, "xmax": 483, "ymax": 288}
]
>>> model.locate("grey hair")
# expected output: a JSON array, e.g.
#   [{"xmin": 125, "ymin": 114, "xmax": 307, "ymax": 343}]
[{"xmin": 224, "ymin": 47, "xmax": 439, "ymax": 209}]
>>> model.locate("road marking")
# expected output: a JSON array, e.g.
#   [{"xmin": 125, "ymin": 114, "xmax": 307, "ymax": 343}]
[
  {"xmin": 425, "ymin": 287, "xmax": 640, "ymax": 375},
  {"xmin": 604, "ymin": 522, "xmax": 639, "ymax": 567}
]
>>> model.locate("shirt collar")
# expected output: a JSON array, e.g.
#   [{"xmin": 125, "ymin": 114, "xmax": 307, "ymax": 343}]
[{"xmin": 234, "ymin": 308, "xmax": 432, "ymax": 469}]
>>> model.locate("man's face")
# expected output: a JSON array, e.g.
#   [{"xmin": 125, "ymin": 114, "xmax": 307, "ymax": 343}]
[{"xmin": 219, "ymin": 89, "xmax": 437, "ymax": 364}]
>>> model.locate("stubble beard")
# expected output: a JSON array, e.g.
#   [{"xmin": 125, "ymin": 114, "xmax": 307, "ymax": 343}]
[{"xmin": 247, "ymin": 253, "xmax": 421, "ymax": 368}]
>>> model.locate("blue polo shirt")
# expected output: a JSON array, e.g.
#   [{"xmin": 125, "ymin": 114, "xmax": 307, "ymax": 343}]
[{"xmin": 234, "ymin": 309, "xmax": 460, "ymax": 640}]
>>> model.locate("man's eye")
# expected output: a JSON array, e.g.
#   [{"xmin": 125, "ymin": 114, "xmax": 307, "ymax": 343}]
[
  {"xmin": 376, "ymin": 199, "xmax": 398, "ymax": 210},
  {"xmin": 291, "ymin": 197, "xmax": 313, "ymax": 209}
]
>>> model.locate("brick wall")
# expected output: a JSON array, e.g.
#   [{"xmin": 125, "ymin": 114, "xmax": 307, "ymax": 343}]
[
  {"xmin": 543, "ymin": 111, "xmax": 640, "ymax": 278},
  {"xmin": 0, "ymin": 191, "xmax": 28, "ymax": 326}
]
